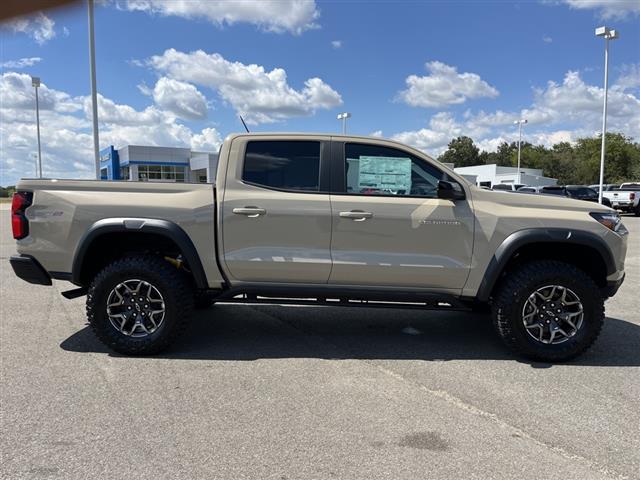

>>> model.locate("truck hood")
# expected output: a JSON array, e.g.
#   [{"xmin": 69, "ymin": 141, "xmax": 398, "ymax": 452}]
[{"xmin": 470, "ymin": 186, "xmax": 612, "ymax": 213}]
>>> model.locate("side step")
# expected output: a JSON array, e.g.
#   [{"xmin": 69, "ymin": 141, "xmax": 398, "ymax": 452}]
[{"xmin": 213, "ymin": 286, "xmax": 469, "ymax": 311}]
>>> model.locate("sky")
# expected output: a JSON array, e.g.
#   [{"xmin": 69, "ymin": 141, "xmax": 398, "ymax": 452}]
[{"xmin": 1, "ymin": 0, "xmax": 639, "ymax": 186}]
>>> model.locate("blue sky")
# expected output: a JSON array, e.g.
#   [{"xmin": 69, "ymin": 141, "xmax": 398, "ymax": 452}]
[{"xmin": 1, "ymin": 0, "xmax": 639, "ymax": 185}]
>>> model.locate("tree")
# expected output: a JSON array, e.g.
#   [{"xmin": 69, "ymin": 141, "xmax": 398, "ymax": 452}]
[
  {"xmin": 438, "ymin": 136, "xmax": 480, "ymax": 167},
  {"xmin": 573, "ymin": 133, "xmax": 640, "ymax": 184},
  {"xmin": 467, "ymin": 132, "xmax": 639, "ymax": 185}
]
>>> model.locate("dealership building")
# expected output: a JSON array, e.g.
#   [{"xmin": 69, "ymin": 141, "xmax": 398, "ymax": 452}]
[
  {"xmin": 453, "ymin": 164, "xmax": 557, "ymax": 188},
  {"xmin": 99, "ymin": 145, "xmax": 218, "ymax": 183}
]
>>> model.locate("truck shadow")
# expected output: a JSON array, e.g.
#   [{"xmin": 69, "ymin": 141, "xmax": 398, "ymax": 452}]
[{"xmin": 60, "ymin": 304, "xmax": 640, "ymax": 367}]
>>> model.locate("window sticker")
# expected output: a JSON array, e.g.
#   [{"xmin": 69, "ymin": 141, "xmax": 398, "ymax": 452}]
[{"xmin": 357, "ymin": 156, "xmax": 412, "ymax": 193}]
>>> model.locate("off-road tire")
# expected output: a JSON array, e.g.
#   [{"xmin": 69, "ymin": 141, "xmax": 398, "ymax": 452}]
[
  {"xmin": 492, "ymin": 260, "xmax": 604, "ymax": 362},
  {"xmin": 86, "ymin": 255, "xmax": 194, "ymax": 355}
]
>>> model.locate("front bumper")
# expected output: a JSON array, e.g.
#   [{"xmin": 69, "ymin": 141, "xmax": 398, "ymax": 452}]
[
  {"xmin": 603, "ymin": 272, "xmax": 625, "ymax": 298},
  {"xmin": 9, "ymin": 255, "xmax": 52, "ymax": 286}
]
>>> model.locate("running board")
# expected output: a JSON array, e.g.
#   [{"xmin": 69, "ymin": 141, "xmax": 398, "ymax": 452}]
[{"xmin": 214, "ymin": 286, "xmax": 469, "ymax": 311}]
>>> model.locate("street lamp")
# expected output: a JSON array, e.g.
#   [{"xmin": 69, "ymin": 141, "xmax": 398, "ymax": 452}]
[
  {"xmin": 31, "ymin": 76, "xmax": 42, "ymax": 178},
  {"xmin": 595, "ymin": 25, "xmax": 619, "ymax": 204},
  {"xmin": 88, "ymin": 0, "xmax": 101, "ymax": 179},
  {"xmin": 337, "ymin": 112, "xmax": 351, "ymax": 134},
  {"xmin": 514, "ymin": 119, "xmax": 527, "ymax": 184}
]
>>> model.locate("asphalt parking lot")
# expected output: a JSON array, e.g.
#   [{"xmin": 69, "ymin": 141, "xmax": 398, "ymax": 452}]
[{"xmin": 1, "ymin": 205, "xmax": 638, "ymax": 480}]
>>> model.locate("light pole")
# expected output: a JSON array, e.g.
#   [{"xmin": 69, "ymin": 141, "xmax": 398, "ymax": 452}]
[
  {"xmin": 31, "ymin": 76, "xmax": 42, "ymax": 178},
  {"xmin": 595, "ymin": 26, "xmax": 619, "ymax": 204},
  {"xmin": 514, "ymin": 119, "xmax": 527, "ymax": 185},
  {"xmin": 337, "ymin": 112, "xmax": 351, "ymax": 134},
  {"xmin": 88, "ymin": 0, "xmax": 101, "ymax": 179}
]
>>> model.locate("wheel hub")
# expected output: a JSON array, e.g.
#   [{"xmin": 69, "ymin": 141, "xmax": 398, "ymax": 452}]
[
  {"xmin": 106, "ymin": 279, "xmax": 166, "ymax": 338},
  {"xmin": 522, "ymin": 285, "xmax": 584, "ymax": 345}
]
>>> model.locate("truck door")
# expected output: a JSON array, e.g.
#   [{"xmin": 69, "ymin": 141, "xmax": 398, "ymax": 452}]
[
  {"xmin": 328, "ymin": 140, "xmax": 474, "ymax": 291},
  {"xmin": 221, "ymin": 137, "xmax": 332, "ymax": 284}
]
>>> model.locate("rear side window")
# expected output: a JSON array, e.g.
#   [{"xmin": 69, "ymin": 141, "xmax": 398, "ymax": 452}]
[{"xmin": 243, "ymin": 141, "xmax": 320, "ymax": 192}]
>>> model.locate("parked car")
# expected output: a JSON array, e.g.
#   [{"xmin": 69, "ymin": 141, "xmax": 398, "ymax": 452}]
[
  {"xmin": 9, "ymin": 133, "xmax": 628, "ymax": 361},
  {"xmin": 516, "ymin": 186, "xmax": 544, "ymax": 193},
  {"xmin": 539, "ymin": 185, "xmax": 612, "ymax": 207},
  {"xmin": 492, "ymin": 183, "xmax": 526, "ymax": 192},
  {"xmin": 603, "ymin": 187, "xmax": 640, "ymax": 216},
  {"xmin": 588, "ymin": 184, "xmax": 620, "ymax": 192}
]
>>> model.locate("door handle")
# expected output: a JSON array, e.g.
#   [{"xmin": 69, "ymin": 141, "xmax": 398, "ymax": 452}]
[
  {"xmin": 339, "ymin": 210, "xmax": 373, "ymax": 221},
  {"xmin": 233, "ymin": 206, "xmax": 266, "ymax": 217}
]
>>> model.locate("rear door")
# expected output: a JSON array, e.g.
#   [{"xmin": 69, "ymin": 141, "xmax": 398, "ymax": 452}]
[
  {"xmin": 328, "ymin": 140, "xmax": 474, "ymax": 291},
  {"xmin": 221, "ymin": 136, "xmax": 333, "ymax": 284}
]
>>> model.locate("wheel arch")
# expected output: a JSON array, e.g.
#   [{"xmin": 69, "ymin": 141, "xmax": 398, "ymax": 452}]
[
  {"xmin": 477, "ymin": 228, "xmax": 616, "ymax": 302},
  {"xmin": 71, "ymin": 218, "xmax": 208, "ymax": 289}
]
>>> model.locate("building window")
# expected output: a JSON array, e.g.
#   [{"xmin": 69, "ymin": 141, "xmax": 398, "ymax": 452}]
[
  {"xmin": 119, "ymin": 165, "xmax": 130, "ymax": 180},
  {"xmin": 243, "ymin": 141, "xmax": 320, "ymax": 192},
  {"xmin": 138, "ymin": 165, "xmax": 185, "ymax": 182},
  {"xmin": 100, "ymin": 167, "xmax": 108, "ymax": 180}
]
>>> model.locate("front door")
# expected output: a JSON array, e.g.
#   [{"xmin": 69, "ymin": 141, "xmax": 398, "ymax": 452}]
[
  {"xmin": 221, "ymin": 137, "xmax": 332, "ymax": 284},
  {"xmin": 328, "ymin": 141, "xmax": 474, "ymax": 291}
]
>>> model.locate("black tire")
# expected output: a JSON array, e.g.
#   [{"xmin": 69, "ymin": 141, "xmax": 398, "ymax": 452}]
[
  {"xmin": 86, "ymin": 255, "xmax": 194, "ymax": 355},
  {"xmin": 634, "ymin": 205, "xmax": 640, "ymax": 217},
  {"xmin": 491, "ymin": 260, "xmax": 604, "ymax": 362}
]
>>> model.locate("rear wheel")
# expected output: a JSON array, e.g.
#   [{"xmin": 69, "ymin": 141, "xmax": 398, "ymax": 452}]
[
  {"xmin": 86, "ymin": 255, "xmax": 194, "ymax": 355},
  {"xmin": 492, "ymin": 260, "xmax": 604, "ymax": 362}
]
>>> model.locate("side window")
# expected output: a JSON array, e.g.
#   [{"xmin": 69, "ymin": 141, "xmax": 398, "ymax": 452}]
[
  {"xmin": 243, "ymin": 141, "xmax": 320, "ymax": 192},
  {"xmin": 344, "ymin": 143, "xmax": 444, "ymax": 197}
]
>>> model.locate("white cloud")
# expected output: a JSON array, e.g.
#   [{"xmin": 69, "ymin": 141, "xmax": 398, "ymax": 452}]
[
  {"xmin": 0, "ymin": 57, "xmax": 42, "ymax": 69},
  {"xmin": 146, "ymin": 48, "xmax": 342, "ymax": 124},
  {"xmin": 152, "ymin": 77, "xmax": 208, "ymax": 120},
  {"xmin": 542, "ymin": 35, "xmax": 553, "ymax": 43},
  {"xmin": 0, "ymin": 72, "xmax": 82, "ymax": 112},
  {"xmin": 120, "ymin": 0, "xmax": 320, "ymax": 34},
  {"xmin": 331, "ymin": 40, "xmax": 342, "ymax": 49},
  {"xmin": 191, "ymin": 128, "xmax": 222, "ymax": 151},
  {"xmin": 614, "ymin": 64, "xmax": 640, "ymax": 92},
  {"xmin": 3, "ymin": 12, "xmax": 56, "ymax": 44},
  {"xmin": 559, "ymin": 0, "xmax": 640, "ymax": 20},
  {"xmin": 392, "ymin": 112, "xmax": 460, "ymax": 152},
  {"xmin": 390, "ymin": 69, "xmax": 640, "ymax": 156},
  {"xmin": 0, "ymin": 71, "xmax": 221, "ymax": 185},
  {"xmin": 369, "ymin": 130, "xmax": 383, "ymax": 137},
  {"xmin": 398, "ymin": 61, "xmax": 499, "ymax": 108}
]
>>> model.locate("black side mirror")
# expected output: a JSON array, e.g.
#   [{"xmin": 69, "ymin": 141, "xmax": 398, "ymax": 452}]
[{"xmin": 437, "ymin": 180, "xmax": 465, "ymax": 200}]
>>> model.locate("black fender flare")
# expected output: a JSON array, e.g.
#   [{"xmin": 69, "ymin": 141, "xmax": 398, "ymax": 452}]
[
  {"xmin": 476, "ymin": 228, "xmax": 616, "ymax": 302},
  {"xmin": 71, "ymin": 218, "xmax": 208, "ymax": 288}
]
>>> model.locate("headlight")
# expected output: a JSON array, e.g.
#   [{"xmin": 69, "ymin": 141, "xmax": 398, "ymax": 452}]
[{"xmin": 590, "ymin": 212, "xmax": 627, "ymax": 234}]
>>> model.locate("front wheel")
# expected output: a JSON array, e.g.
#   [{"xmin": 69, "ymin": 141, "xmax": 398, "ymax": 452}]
[
  {"xmin": 492, "ymin": 260, "xmax": 604, "ymax": 362},
  {"xmin": 86, "ymin": 255, "xmax": 194, "ymax": 355}
]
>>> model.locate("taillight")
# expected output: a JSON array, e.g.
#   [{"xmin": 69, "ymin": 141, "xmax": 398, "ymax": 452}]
[
  {"xmin": 11, "ymin": 191, "xmax": 33, "ymax": 239},
  {"xmin": 630, "ymin": 192, "xmax": 636, "ymax": 200}
]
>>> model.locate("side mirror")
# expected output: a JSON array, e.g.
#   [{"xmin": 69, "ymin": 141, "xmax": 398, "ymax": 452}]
[{"xmin": 437, "ymin": 180, "xmax": 465, "ymax": 200}]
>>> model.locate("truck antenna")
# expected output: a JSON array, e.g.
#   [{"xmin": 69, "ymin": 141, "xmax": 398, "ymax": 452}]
[{"xmin": 239, "ymin": 115, "xmax": 250, "ymax": 133}]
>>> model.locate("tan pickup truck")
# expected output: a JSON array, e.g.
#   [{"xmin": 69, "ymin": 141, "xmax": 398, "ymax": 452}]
[{"xmin": 10, "ymin": 133, "xmax": 628, "ymax": 361}]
